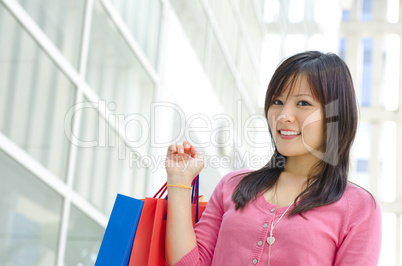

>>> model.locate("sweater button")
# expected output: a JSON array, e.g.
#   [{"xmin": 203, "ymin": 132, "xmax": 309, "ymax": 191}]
[
  {"xmin": 263, "ymin": 223, "xmax": 268, "ymax": 228},
  {"xmin": 253, "ymin": 259, "xmax": 258, "ymax": 264},
  {"xmin": 270, "ymin": 208, "xmax": 276, "ymax": 212},
  {"xmin": 258, "ymin": 240, "xmax": 263, "ymax": 246}
]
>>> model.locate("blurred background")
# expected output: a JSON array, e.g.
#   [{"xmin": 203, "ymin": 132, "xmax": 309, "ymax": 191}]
[{"xmin": 0, "ymin": 0, "xmax": 401, "ymax": 265}]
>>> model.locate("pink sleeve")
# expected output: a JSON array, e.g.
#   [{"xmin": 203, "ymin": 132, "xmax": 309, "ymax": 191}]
[
  {"xmin": 334, "ymin": 189, "xmax": 382, "ymax": 266},
  {"xmin": 170, "ymin": 247, "xmax": 198, "ymax": 266},
  {"xmin": 172, "ymin": 172, "xmax": 232, "ymax": 265}
]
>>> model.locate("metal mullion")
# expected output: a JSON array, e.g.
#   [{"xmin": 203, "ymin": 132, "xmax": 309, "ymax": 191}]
[
  {"xmin": 2, "ymin": 4, "xmax": 21, "ymax": 137},
  {"xmin": 1, "ymin": 0, "xmax": 103, "ymax": 105},
  {"xmin": 351, "ymin": 0, "xmax": 360, "ymax": 21},
  {"xmin": 199, "ymin": 0, "xmax": 255, "ymax": 116},
  {"xmin": 230, "ymin": 0, "xmax": 263, "ymax": 75},
  {"xmin": 250, "ymin": 0, "xmax": 266, "ymax": 24},
  {"xmin": 0, "ymin": 1, "xmax": 105, "ymax": 263},
  {"xmin": 56, "ymin": 90, "xmax": 85, "ymax": 266},
  {"xmin": 400, "ymin": 0, "xmax": 402, "ymax": 23},
  {"xmin": 395, "ymin": 33, "xmax": 402, "ymax": 266},
  {"xmin": 142, "ymin": 0, "xmax": 169, "ymax": 196},
  {"xmin": 91, "ymin": 0, "xmax": 164, "ymax": 169},
  {"xmin": 0, "ymin": 132, "xmax": 108, "ymax": 227},
  {"xmin": 396, "ymin": 38, "xmax": 402, "ymax": 203},
  {"xmin": 396, "ymin": 215, "xmax": 401, "ymax": 266},
  {"xmin": 2, "ymin": 2, "xmax": 146, "ymax": 259},
  {"xmin": 2, "ymin": 0, "xmax": 143, "ymax": 171},
  {"xmin": 77, "ymin": 0, "xmax": 94, "ymax": 79},
  {"xmin": 100, "ymin": 74, "xmax": 117, "ymax": 209},
  {"xmin": 87, "ymin": 52, "xmax": 107, "ymax": 206},
  {"xmin": 371, "ymin": 35, "xmax": 382, "ymax": 108},
  {"xmin": 369, "ymin": 123, "xmax": 380, "ymax": 196},
  {"xmin": 98, "ymin": 0, "xmax": 159, "ymax": 84},
  {"xmin": 40, "ymin": 0, "xmax": 67, "ymax": 172},
  {"xmin": 56, "ymin": 0, "xmax": 94, "ymax": 264}
]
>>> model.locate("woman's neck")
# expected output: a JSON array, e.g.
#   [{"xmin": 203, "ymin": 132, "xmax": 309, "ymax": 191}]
[
  {"xmin": 264, "ymin": 154, "xmax": 321, "ymax": 207},
  {"xmin": 284, "ymin": 154, "xmax": 320, "ymax": 177}
]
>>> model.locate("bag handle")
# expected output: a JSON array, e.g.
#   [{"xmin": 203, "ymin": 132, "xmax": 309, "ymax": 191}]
[
  {"xmin": 153, "ymin": 182, "xmax": 168, "ymax": 199},
  {"xmin": 191, "ymin": 175, "xmax": 200, "ymax": 223},
  {"xmin": 158, "ymin": 175, "xmax": 201, "ymax": 223}
]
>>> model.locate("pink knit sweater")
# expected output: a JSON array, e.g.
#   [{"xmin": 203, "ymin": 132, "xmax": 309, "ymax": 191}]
[{"xmin": 174, "ymin": 169, "xmax": 382, "ymax": 266}]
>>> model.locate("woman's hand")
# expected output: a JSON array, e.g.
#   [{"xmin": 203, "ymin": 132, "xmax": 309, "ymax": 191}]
[
  {"xmin": 166, "ymin": 140, "xmax": 204, "ymax": 185},
  {"xmin": 165, "ymin": 141, "xmax": 202, "ymax": 263}
]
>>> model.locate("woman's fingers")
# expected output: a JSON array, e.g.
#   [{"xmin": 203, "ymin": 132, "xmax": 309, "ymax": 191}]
[
  {"xmin": 167, "ymin": 141, "xmax": 196, "ymax": 157},
  {"xmin": 166, "ymin": 142, "xmax": 204, "ymax": 179},
  {"xmin": 176, "ymin": 143, "xmax": 184, "ymax": 154},
  {"xmin": 167, "ymin": 144, "xmax": 177, "ymax": 156},
  {"xmin": 188, "ymin": 145, "xmax": 198, "ymax": 158},
  {"xmin": 183, "ymin": 140, "xmax": 191, "ymax": 150}
]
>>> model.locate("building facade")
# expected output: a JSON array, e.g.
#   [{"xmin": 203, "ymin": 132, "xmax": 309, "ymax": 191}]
[
  {"xmin": 0, "ymin": 0, "xmax": 266, "ymax": 265},
  {"xmin": 0, "ymin": 0, "xmax": 401, "ymax": 265}
]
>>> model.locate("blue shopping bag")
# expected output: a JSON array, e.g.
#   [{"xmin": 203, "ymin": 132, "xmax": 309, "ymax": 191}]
[{"xmin": 95, "ymin": 194, "xmax": 144, "ymax": 266}]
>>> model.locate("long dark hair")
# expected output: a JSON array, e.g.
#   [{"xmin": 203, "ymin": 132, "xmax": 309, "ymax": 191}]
[{"xmin": 232, "ymin": 51, "xmax": 358, "ymax": 216}]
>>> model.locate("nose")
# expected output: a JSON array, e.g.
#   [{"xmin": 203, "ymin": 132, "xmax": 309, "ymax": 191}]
[{"xmin": 277, "ymin": 103, "xmax": 295, "ymax": 123}]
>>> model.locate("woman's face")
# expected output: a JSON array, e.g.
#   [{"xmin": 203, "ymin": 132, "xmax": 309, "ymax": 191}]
[{"xmin": 267, "ymin": 75, "xmax": 325, "ymax": 159}]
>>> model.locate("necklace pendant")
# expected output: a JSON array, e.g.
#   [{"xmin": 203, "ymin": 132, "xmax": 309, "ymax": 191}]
[{"xmin": 267, "ymin": 236, "xmax": 275, "ymax": 245}]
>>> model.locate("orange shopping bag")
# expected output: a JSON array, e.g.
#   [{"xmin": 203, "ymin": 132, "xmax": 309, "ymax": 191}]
[{"xmin": 129, "ymin": 175, "xmax": 205, "ymax": 266}]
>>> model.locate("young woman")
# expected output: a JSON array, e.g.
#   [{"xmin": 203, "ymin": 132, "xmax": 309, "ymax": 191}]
[{"xmin": 164, "ymin": 51, "xmax": 382, "ymax": 265}]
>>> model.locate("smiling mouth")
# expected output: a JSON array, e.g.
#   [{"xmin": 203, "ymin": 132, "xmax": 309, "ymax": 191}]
[{"xmin": 279, "ymin": 130, "xmax": 301, "ymax": 136}]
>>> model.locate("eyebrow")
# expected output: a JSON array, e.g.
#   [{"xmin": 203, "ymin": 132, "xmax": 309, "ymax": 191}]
[{"xmin": 292, "ymin": 94, "xmax": 313, "ymax": 98}]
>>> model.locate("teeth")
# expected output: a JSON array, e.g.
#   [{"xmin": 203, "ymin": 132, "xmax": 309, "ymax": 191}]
[{"xmin": 280, "ymin": 130, "xmax": 301, "ymax": 136}]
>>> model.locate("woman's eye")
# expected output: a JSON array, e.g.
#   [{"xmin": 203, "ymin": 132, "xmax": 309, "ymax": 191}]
[
  {"xmin": 297, "ymin": 101, "xmax": 311, "ymax": 106},
  {"xmin": 273, "ymin": 100, "xmax": 283, "ymax": 105}
]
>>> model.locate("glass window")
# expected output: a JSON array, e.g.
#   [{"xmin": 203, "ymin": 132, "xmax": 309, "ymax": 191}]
[
  {"xmin": 400, "ymin": 216, "xmax": 402, "ymax": 264},
  {"xmin": 307, "ymin": 34, "xmax": 325, "ymax": 51},
  {"xmin": 338, "ymin": 37, "xmax": 347, "ymax": 60},
  {"xmin": 170, "ymin": 0, "xmax": 208, "ymax": 65},
  {"xmin": 341, "ymin": 10, "xmax": 351, "ymax": 21},
  {"xmin": 288, "ymin": 0, "xmax": 304, "ymax": 23},
  {"xmin": 381, "ymin": 34, "xmax": 400, "ymax": 111},
  {"xmin": 351, "ymin": 123, "xmax": 371, "ymax": 189},
  {"xmin": 86, "ymin": 0, "xmax": 154, "ymax": 150},
  {"xmin": 0, "ymin": 6, "xmax": 75, "ymax": 181},
  {"xmin": 356, "ymin": 159, "xmax": 368, "ymax": 172},
  {"xmin": 208, "ymin": 34, "xmax": 238, "ymax": 118},
  {"xmin": 72, "ymin": 101, "xmax": 148, "ymax": 215},
  {"xmin": 259, "ymin": 34, "xmax": 281, "ymax": 108},
  {"xmin": 0, "ymin": 149, "xmax": 63, "ymax": 266},
  {"xmin": 244, "ymin": 0, "xmax": 264, "ymax": 60},
  {"xmin": 379, "ymin": 213, "xmax": 396, "ymax": 265},
  {"xmin": 237, "ymin": 39, "xmax": 259, "ymax": 103},
  {"xmin": 378, "ymin": 122, "xmax": 396, "ymax": 202},
  {"xmin": 109, "ymin": 0, "xmax": 162, "ymax": 67},
  {"xmin": 15, "ymin": 0, "xmax": 85, "ymax": 68},
  {"xmin": 64, "ymin": 205, "xmax": 104, "ymax": 266},
  {"xmin": 212, "ymin": 0, "xmax": 240, "ymax": 61},
  {"xmin": 264, "ymin": 0, "xmax": 280, "ymax": 23},
  {"xmin": 314, "ymin": 0, "xmax": 326, "ymax": 23},
  {"xmin": 386, "ymin": 0, "xmax": 399, "ymax": 23},
  {"xmin": 285, "ymin": 34, "xmax": 306, "ymax": 56},
  {"xmin": 360, "ymin": 37, "xmax": 372, "ymax": 106},
  {"xmin": 361, "ymin": 0, "xmax": 373, "ymax": 21}
]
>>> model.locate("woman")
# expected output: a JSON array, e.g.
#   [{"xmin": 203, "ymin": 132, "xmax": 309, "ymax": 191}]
[{"xmin": 165, "ymin": 51, "xmax": 382, "ymax": 265}]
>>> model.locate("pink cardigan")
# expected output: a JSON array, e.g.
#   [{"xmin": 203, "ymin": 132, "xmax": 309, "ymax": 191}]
[{"xmin": 174, "ymin": 169, "xmax": 382, "ymax": 266}]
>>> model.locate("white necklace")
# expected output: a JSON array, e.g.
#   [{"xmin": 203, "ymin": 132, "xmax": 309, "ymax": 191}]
[
  {"xmin": 268, "ymin": 204, "xmax": 292, "ymax": 245},
  {"xmin": 267, "ymin": 203, "xmax": 292, "ymax": 266}
]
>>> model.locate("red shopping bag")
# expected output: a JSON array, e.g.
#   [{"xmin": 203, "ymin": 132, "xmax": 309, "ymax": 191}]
[
  {"xmin": 129, "ymin": 175, "xmax": 206, "ymax": 266},
  {"xmin": 129, "ymin": 197, "xmax": 166, "ymax": 266}
]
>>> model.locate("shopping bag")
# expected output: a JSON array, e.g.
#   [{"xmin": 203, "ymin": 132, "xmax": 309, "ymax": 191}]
[
  {"xmin": 129, "ymin": 175, "xmax": 206, "ymax": 266},
  {"xmin": 95, "ymin": 194, "xmax": 144, "ymax": 266},
  {"xmin": 129, "ymin": 197, "xmax": 167, "ymax": 266}
]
